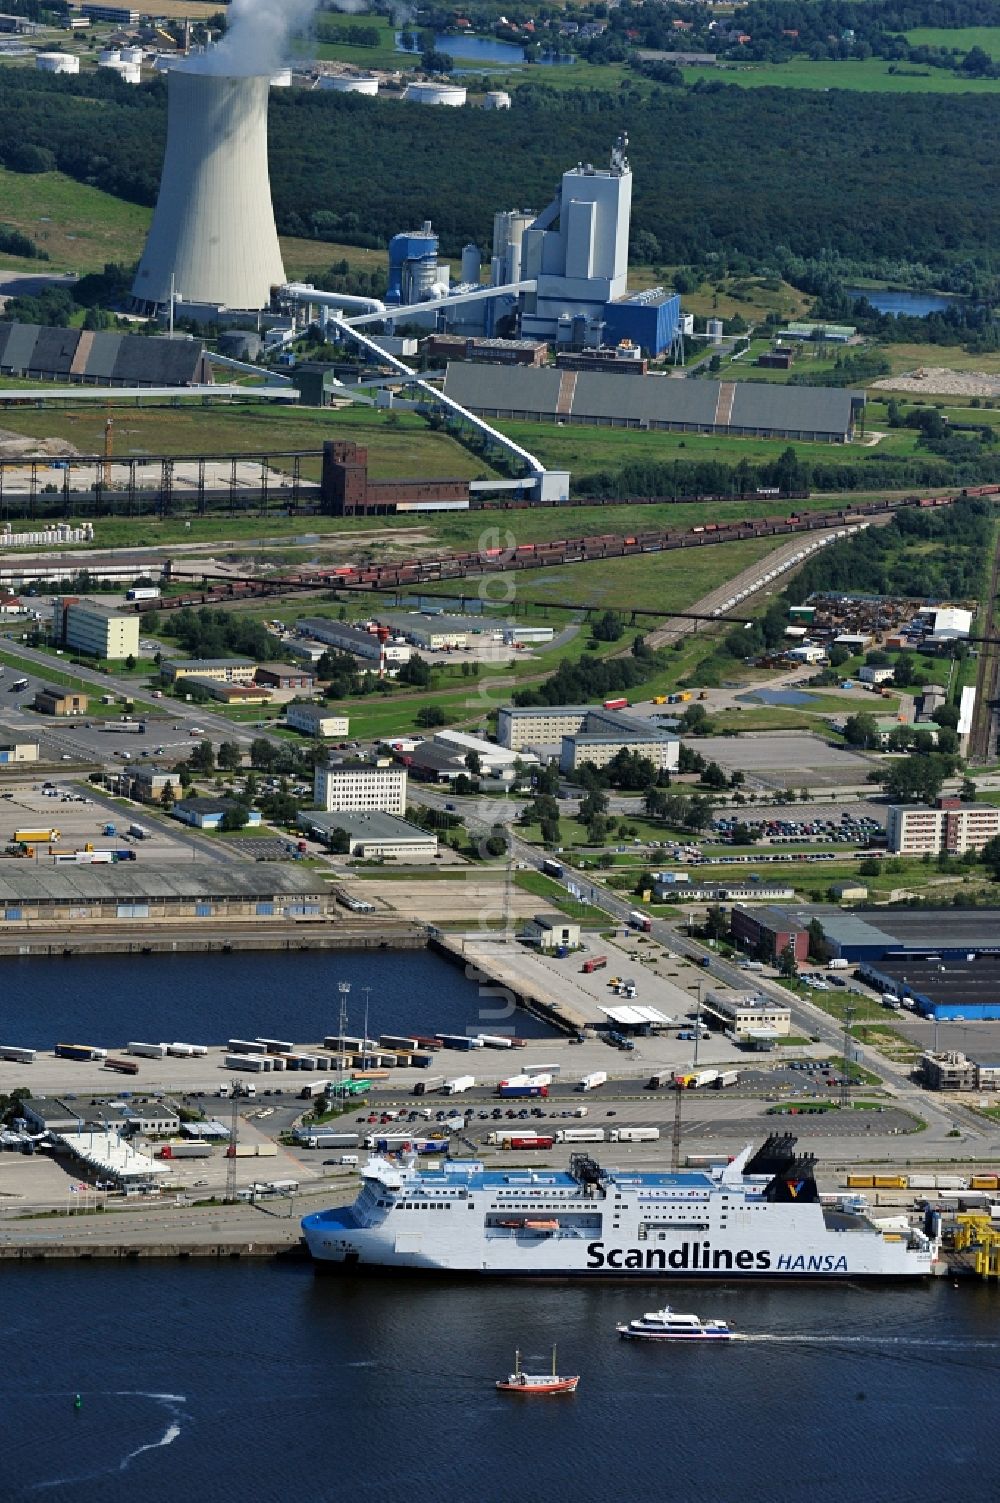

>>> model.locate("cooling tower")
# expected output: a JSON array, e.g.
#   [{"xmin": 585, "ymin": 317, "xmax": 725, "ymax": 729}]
[{"xmin": 132, "ymin": 67, "xmax": 285, "ymax": 313}]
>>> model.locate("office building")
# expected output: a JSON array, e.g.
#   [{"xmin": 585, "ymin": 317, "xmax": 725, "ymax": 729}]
[
  {"xmin": 298, "ymin": 617, "xmax": 411, "ymax": 665},
  {"xmin": 163, "ymin": 659, "xmax": 257, "ymax": 685},
  {"xmin": 314, "ymin": 759, "xmax": 407, "ymax": 816}
]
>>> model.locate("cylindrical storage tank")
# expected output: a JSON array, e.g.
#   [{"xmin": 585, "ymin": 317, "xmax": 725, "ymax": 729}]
[
  {"xmin": 461, "ymin": 243, "xmax": 481, "ymax": 286},
  {"xmin": 218, "ymin": 330, "xmax": 262, "ymax": 360},
  {"xmin": 320, "ymin": 73, "xmax": 379, "ymax": 94},
  {"xmin": 102, "ymin": 59, "xmax": 141, "ymax": 83},
  {"xmin": 132, "ymin": 66, "xmax": 286, "ymax": 312},
  {"xmin": 403, "ymin": 81, "xmax": 467, "ymax": 106},
  {"xmin": 36, "ymin": 52, "xmax": 80, "ymax": 73},
  {"xmin": 707, "ymin": 318, "xmax": 724, "ymax": 345},
  {"xmin": 483, "ymin": 90, "xmax": 511, "ymax": 110},
  {"xmin": 270, "ymin": 67, "xmax": 292, "ymax": 87}
]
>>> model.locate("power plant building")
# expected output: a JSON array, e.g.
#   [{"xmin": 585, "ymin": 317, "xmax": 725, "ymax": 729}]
[{"xmin": 132, "ymin": 66, "xmax": 286, "ymax": 318}]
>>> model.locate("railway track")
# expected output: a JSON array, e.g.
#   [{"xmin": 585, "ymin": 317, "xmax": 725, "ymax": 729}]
[
  {"xmin": 158, "ymin": 492, "xmax": 964, "ymax": 611},
  {"xmin": 968, "ymin": 527, "xmax": 1000, "ymax": 764}
]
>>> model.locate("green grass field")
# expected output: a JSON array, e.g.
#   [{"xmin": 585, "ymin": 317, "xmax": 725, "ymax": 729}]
[
  {"xmin": 683, "ymin": 58, "xmax": 1000, "ymax": 92},
  {"xmin": 904, "ymin": 26, "xmax": 1000, "ymax": 58},
  {"xmin": 0, "ymin": 165, "xmax": 382, "ymax": 279}
]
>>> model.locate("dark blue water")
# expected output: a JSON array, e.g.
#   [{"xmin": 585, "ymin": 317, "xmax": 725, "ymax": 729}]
[
  {"xmin": 0, "ymin": 949, "xmax": 559, "ymax": 1050},
  {"xmin": 845, "ymin": 287, "xmax": 954, "ymax": 316},
  {"xmin": 2, "ymin": 1263, "xmax": 998, "ymax": 1502}
]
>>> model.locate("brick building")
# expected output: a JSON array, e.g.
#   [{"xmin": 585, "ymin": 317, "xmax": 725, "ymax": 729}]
[
  {"xmin": 730, "ymin": 905, "xmax": 810, "ymax": 963},
  {"xmin": 321, "ymin": 442, "xmax": 470, "ymax": 517}
]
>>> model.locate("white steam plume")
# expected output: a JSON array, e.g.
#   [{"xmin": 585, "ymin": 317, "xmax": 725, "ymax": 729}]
[{"xmin": 185, "ymin": 0, "xmax": 321, "ymax": 77}]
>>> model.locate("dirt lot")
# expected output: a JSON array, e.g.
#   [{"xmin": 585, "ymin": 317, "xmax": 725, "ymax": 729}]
[{"xmin": 349, "ymin": 876, "xmax": 541, "ymax": 922}]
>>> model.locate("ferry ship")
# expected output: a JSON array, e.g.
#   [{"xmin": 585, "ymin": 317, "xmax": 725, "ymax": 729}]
[{"xmin": 301, "ymin": 1134, "xmax": 936, "ymax": 1279}]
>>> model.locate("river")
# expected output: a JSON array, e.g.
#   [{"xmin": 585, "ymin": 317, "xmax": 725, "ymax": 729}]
[{"xmin": 2, "ymin": 1264, "xmax": 997, "ymax": 1502}]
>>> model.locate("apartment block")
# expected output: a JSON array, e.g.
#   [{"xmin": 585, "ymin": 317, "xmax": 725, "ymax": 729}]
[{"xmin": 887, "ymin": 798, "xmax": 1000, "ymax": 857}]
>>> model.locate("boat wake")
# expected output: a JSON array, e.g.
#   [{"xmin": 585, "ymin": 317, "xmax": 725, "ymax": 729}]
[
  {"xmin": 731, "ymin": 1336, "xmax": 1000, "ymax": 1348},
  {"xmin": 30, "ymin": 1391, "xmax": 188, "ymax": 1492}
]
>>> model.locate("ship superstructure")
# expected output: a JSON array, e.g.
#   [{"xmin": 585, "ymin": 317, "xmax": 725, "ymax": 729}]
[{"xmin": 301, "ymin": 1135, "xmax": 936, "ymax": 1279}]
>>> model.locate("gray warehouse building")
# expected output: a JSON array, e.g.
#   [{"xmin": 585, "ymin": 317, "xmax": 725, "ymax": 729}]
[
  {"xmin": 0, "ymin": 865, "xmax": 335, "ymax": 925},
  {"xmin": 0, "ymin": 322, "xmax": 209, "ymax": 388},
  {"xmin": 443, "ymin": 364, "xmax": 864, "ymax": 443}
]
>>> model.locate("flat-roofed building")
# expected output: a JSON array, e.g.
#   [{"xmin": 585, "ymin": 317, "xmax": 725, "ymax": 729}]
[
  {"xmin": 0, "ymin": 723, "xmax": 39, "ymax": 763},
  {"xmin": 297, "ymin": 809, "xmax": 438, "ymax": 858},
  {"xmin": 314, "ymin": 758, "xmax": 407, "ymax": 815},
  {"xmin": 522, "ymin": 913, "xmax": 581, "ymax": 951},
  {"xmin": 298, "ymin": 617, "xmax": 411, "ymax": 664},
  {"xmin": 163, "ymin": 658, "xmax": 257, "ymax": 685},
  {"xmin": 286, "ymin": 703, "xmax": 349, "ymax": 739},
  {"xmin": 53, "ymin": 597, "xmax": 139, "ymax": 661},
  {"xmin": 0, "ymin": 865, "xmax": 335, "ymax": 925},
  {"xmin": 255, "ymin": 663, "xmax": 316, "ymax": 691},
  {"xmin": 703, "ymin": 989, "xmax": 791, "ymax": 1039},
  {"xmin": 730, "ymin": 905, "xmax": 810, "ymax": 964},
  {"xmin": 498, "ymin": 704, "xmax": 679, "ymax": 779},
  {"xmin": 173, "ymin": 797, "xmax": 263, "ymax": 831},
  {"xmin": 887, "ymin": 798, "xmax": 1000, "ymax": 856}
]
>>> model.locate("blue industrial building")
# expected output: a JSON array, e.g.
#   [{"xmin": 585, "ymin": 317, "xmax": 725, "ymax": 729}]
[
  {"xmin": 602, "ymin": 289, "xmax": 681, "ymax": 358},
  {"xmin": 387, "ymin": 223, "xmax": 441, "ymax": 306}
]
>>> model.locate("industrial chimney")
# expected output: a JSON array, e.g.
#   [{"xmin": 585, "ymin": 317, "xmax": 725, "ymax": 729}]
[{"xmin": 132, "ymin": 66, "xmax": 285, "ymax": 316}]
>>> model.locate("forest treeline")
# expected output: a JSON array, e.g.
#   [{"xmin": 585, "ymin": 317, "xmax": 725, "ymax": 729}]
[{"xmin": 0, "ymin": 70, "xmax": 996, "ymax": 268}]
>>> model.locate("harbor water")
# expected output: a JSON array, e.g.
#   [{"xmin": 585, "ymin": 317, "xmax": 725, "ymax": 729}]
[
  {"xmin": 1, "ymin": 1263, "xmax": 998, "ymax": 1502},
  {"xmin": 0, "ymin": 948, "xmax": 561, "ymax": 1050}
]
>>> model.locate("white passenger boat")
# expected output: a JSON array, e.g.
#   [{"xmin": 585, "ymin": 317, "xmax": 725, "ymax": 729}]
[{"xmin": 617, "ymin": 1306, "xmax": 732, "ymax": 1341}]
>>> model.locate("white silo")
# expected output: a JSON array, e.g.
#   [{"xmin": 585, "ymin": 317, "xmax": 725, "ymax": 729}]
[
  {"xmin": 132, "ymin": 65, "xmax": 286, "ymax": 314},
  {"xmin": 707, "ymin": 318, "xmax": 724, "ymax": 345}
]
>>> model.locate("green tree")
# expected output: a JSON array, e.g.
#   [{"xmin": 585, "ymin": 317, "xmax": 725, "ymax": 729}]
[
  {"xmin": 124, "ymin": 653, "xmax": 137, "ymax": 671},
  {"xmin": 777, "ymin": 942, "xmax": 798, "ymax": 979},
  {"xmin": 807, "ymin": 918, "xmax": 831, "ymax": 964},
  {"xmin": 221, "ymin": 804, "xmax": 250, "ymax": 832},
  {"xmin": 843, "ymin": 713, "xmax": 880, "ymax": 749},
  {"xmin": 188, "ymin": 738, "xmax": 214, "ymax": 773},
  {"xmin": 981, "ymin": 835, "xmax": 1000, "ymax": 881},
  {"xmin": 961, "ymin": 777, "xmax": 978, "ymax": 803},
  {"xmin": 465, "ymin": 750, "xmax": 482, "ymax": 777},
  {"xmin": 326, "ymin": 826, "xmax": 351, "ymax": 854},
  {"xmin": 591, "ymin": 609, "xmax": 624, "ymax": 643},
  {"xmin": 704, "ymin": 904, "xmax": 729, "ymax": 941},
  {"xmin": 416, "ymin": 705, "xmax": 446, "ymax": 729},
  {"xmin": 217, "ymin": 740, "xmax": 242, "ymax": 772},
  {"xmin": 159, "ymin": 779, "xmax": 175, "ymax": 810}
]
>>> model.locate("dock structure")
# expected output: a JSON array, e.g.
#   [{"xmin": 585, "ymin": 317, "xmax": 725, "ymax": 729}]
[{"xmin": 952, "ymin": 1215, "xmax": 1000, "ymax": 1278}]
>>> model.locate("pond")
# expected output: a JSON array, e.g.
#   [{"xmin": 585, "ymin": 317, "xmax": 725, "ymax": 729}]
[
  {"xmin": 845, "ymin": 287, "xmax": 955, "ymax": 317},
  {"xmin": 396, "ymin": 32, "xmax": 575, "ymax": 68},
  {"xmin": 737, "ymin": 688, "xmax": 814, "ymax": 707}
]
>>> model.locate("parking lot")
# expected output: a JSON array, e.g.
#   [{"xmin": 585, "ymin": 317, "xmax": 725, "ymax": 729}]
[
  {"xmin": 0, "ymin": 663, "xmax": 195, "ymax": 767},
  {"xmin": 691, "ymin": 734, "xmax": 875, "ymax": 791},
  {"xmin": 0, "ymin": 781, "xmax": 209, "ymax": 863}
]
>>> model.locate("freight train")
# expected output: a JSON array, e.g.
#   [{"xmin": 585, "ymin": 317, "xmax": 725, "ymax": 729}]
[{"xmin": 142, "ymin": 488, "xmax": 980, "ymax": 611}]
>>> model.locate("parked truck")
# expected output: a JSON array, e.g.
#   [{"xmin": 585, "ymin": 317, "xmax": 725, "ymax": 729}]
[
  {"xmin": 714, "ymin": 1070, "xmax": 740, "ymax": 1089},
  {"xmin": 578, "ymin": 1071, "xmax": 607, "ymax": 1092},
  {"xmin": 443, "ymin": 1075, "xmax": 475, "ymax": 1095},
  {"xmin": 555, "ymin": 1128, "xmax": 605, "ymax": 1143},
  {"xmin": 159, "ymin": 1141, "xmax": 212, "ymax": 1159},
  {"xmin": 498, "ymin": 1083, "xmax": 548, "ymax": 1098},
  {"xmin": 296, "ymin": 1132, "xmax": 360, "ymax": 1150},
  {"xmin": 15, "ymin": 829, "xmax": 60, "ymax": 845},
  {"xmin": 609, "ymin": 1127, "xmax": 660, "ymax": 1143},
  {"xmin": 298, "ymin": 1078, "xmax": 333, "ymax": 1100},
  {"xmin": 413, "ymin": 1076, "xmax": 444, "ymax": 1096},
  {"xmin": 628, "ymin": 910, "xmax": 653, "ymax": 934},
  {"xmin": 55, "ymin": 1043, "xmax": 107, "ymax": 1061},
  {"xmin": 582, "ymin": 955, "xmax": 608, "ymax": 974}
]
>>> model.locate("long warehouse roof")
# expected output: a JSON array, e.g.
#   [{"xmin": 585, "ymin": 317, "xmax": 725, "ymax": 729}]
[
  {"xmin": 0, "ymin": 864, "xmax": 327, "ymax": 902},
  {"xmin": 600, "ymin": 1004, "xmax": 673, "ymax": 1026},
  {"xmin": 443, "ymin": 363, "xmax": 861, "ymax": 438}
]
